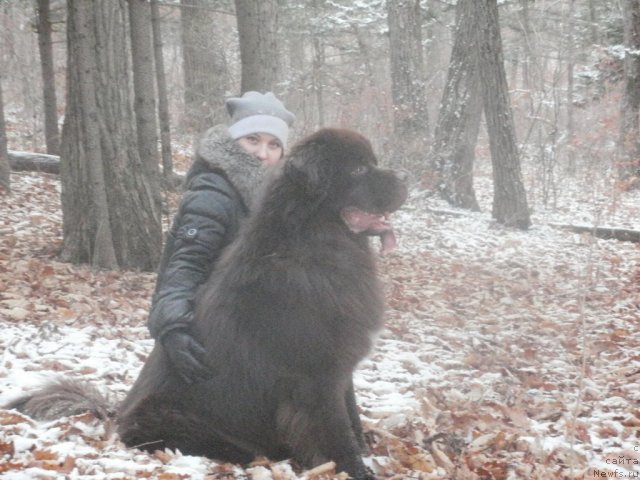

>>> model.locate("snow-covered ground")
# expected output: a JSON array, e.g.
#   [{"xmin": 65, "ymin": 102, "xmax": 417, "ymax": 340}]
[{"xmin": 0, "ymin": 165, "xmax": 638, "ymax": 479}]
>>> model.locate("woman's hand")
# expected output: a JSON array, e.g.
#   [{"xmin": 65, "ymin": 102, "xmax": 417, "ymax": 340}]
[{"xmin": 161, "ymin": 328, "xmax": 212, "ymax": 384}]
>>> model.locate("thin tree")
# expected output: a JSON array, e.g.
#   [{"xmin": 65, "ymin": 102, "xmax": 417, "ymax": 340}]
[
  {"xmin": 36, "ymin": 0, "xmax": 60, "ymax": 155},
  {"xmin": 386, "ymin": 0, "xmax": 430, "ymax": 168},
  {"xmin": 128, "ymin": 0, "xmax": 162, "ymax": 210},
  {"xmin": 60, "ymin": 0, "xmax": 162, "ymax": 270},
  {"xmin": 429, "ymin": 0, "xmax": 529, "ymax": 229},
  {"xmin": 619, "ymin": 0, "xmax": 640, "ymax": 183},
  {"xmin": 312, "ymin": 32, "xmax": 326, "ymax": 127},
  {"xmin": 150, "ymin": 0, "xmax": 175, "ymax": 186},
  {"xmin": 565, "ymin": 0, "xmax": 577, "ymax": 174},
  {"xmin": 474, "ymin": 0, "xmax": 530, "ymax": 229},
  {"xmin": 181, "ymin": 0, "xmax": 228, "ymax": 132},
  {"xmin": 587, "ymin": 0, "xmax": 600, "ymax": 45},
  {"xmin": 0, "ymin": 76, "xmax": 9, "ymax": 193},
  {"xmin": 429, "ymin": 0, "xmax": 482, "ymax": 210},
  {"xmin": 235, "ymin": 0, "xmax": 279, "ymax": 93}
]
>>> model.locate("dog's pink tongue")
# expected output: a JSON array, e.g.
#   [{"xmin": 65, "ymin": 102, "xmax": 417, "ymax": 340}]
[
  {"xmin": 379, "ymin": 229, "xmax": 397, "ymax": 255},
  {"xmin": 342, "ymin": 208, "xmax": 398, "ymax": 255}
]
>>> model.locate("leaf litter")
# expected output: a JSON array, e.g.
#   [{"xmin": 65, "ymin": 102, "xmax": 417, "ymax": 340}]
[{"xmin": 0, "ymin": 168, "xmax": 639, "ymax": 479}]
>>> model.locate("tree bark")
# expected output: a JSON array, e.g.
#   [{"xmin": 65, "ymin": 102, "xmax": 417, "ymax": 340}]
[
  {"xmin": 181, "ymin": 0, "xmax": 228, "ymax": 132},
  {"xmin": 619, "ymin": 0, "xmax": 640, "ymax": 182},
  {"xmin": 36, "ymin": 0, "xmax": 60, "ymax": 156},
  {"xmin": 473, "ymin": 0, "xmax": 530, "ymax": 229},
  {"xmin": 588, "ymin": 0, "xmax": 600, "ymax": 45},
  {"xmin": 0, "ymin": 77, "xmax": 9, "ymax": 193},
  {"xmin": 150, "ymin": 0, "xmax": 175, "ymax": 184},
  {"xmin": 128, "ymin": 0, "xmax": 159, "ymax": 174},
  {"xmin": 235, "ymin": 0, "xmax": 279, "ymax": 93},
  {"xmin": 429, "ymin": 0, "xmax": 482, "ymax": 211},
  {"xmin": 61, "ymin": 0, "xmax": 162, "ymax": 271},
  {"xmin": 516, "ymin": 0, "xmax": 535, "ymax": 92},
  {"xmin": 565, "ymin": 0, "xmax": 577, "ymax": 174},
  {"xmin": 386, "ymin": 0, "xmax": 430, "ymax": 165},
  {"xmin": 63, "ymin": 0, "xmax": 118, "ymax": 269},
  {"xmin": 312, "ymin": 33, "xmax": 325, "ymax": 127},
  {"xmin": 9, "ymin": 150, "xmax": 59, "ymax": 174},
  {"xmin": 128, "ymin": 0, "xmax": 163, "ymax": 208}
]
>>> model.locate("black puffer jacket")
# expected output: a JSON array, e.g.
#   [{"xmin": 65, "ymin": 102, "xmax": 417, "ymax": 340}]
[{"xmin": 148, "ymin": 126, "xmax": 262, "ymax": 339}]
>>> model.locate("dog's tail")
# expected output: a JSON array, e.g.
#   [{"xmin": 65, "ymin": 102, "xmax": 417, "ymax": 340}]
[{"xmin": 5, "ymin": 378, "xmax": 115, "ymax": 421}]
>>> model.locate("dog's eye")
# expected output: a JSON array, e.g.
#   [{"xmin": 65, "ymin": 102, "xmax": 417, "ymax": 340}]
[{"xmin": 351, "ymin": 166, "xmax": 368, "ymax": 177}]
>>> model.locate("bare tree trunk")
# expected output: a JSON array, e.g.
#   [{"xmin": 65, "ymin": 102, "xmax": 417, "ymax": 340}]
[
  {"xmin": 619, "ymin": 0, "xmax": 640, "ymax": 182},
  {"xmin": 352, "ymin": 25, "xmax": 375, "ymax": 87},
  {"xmin": 312, "ymin": 34, "xmax": 325, "ymax": 127},
  {"xmin": 284, "ymin": 32, "xmax": 308, "ymax": 134},
  {"xmin": 0, "ymin": 76, "xmax": 10, "ymax": 193},
  {"xmin": 386, "ymin": 0, "xmax": 430, "ymax": 168},
  {"xmin": 565, "ymin": 0, "xmax": 577, "ymax": 174},
  {"xmin": 423, "ymin": 0, "xmax": 452, "ymax": 98},
  {"xmin": 181, "ymin": 0, "xmax": 228, "ymax": 132},
  {"xmin": 63, "ymin": 0, "xmax": 118, "ymax": 269},
  {"xmin": 517, "ymin": 0, "xmax": 534, "ymax": 92},
  {"xmin": 429, "ymin": 0, "xmax": 481, "ymax": 211},
  {"xmin": 588, "ymin": 0, "xmax": 599, "ymax": 45},
  {"xmin": 235, "ymin": 0, "xmax": 279, "ymax": 93},
  {"xmin": 128, "ymin": 0, "xmax": 158, "ymax": 172},
  {"xmin": 128, "ymin": 0, "xmax": 162, "ymax": 208},
  {"xmin": 151, "ymin": 0, "xmax": 175, "ymax": 185},
  {"xmin": 61, "ymin": 0, "xmax": 162, "ymax": 271},
  {"xmin": 474, "ymin": 0, "xmax": 530, "ymax": 229},
  {"xmin": 36, "ymin": 0, "xmax": 60, "ymax": 155}
]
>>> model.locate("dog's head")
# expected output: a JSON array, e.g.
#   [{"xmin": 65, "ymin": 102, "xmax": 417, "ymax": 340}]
[{"xmin": 284, "ymin": 128, "xmax": 408, "ymax": 254}]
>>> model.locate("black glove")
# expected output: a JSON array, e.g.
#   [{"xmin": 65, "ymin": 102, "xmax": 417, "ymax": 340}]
[{"xmin": 161, "ymin": 328, "xmax": 212, "ymax": 384}]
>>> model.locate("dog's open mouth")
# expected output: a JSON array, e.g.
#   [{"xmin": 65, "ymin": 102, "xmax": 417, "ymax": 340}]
[{"xmin": 341, "ymin": 207, "xmax": 398, "ymax": 255}]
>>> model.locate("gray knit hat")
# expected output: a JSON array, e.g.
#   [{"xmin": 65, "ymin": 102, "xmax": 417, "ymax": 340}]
[{"xmin": 226, "ymin": 91, "xmax": 295, "ymax": 148}]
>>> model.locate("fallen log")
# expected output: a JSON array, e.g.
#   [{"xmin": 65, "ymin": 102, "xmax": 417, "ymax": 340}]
[
  {"xmin": 426, "ymin": 207, "xmax": 640, "ymax": 244},
  {"xmin": 8, "ymin": 151, "xmax": 185, "ymax": 188},
  {"xmin": 548, "ymin": 223, "xmax": 640, "ymax": 243},
  {"xmin": 9, "ymin": 150, "xmax": 60, "ymax": 174}
]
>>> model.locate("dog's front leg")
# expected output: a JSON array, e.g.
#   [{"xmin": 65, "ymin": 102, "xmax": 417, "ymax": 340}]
[
  {"xmin": 276, "ymin": 376, "xmax": 375, "ymax": 480},
  {"xmin": 345, "ymin": 375, "xmax": 369, "ymax": 453}
]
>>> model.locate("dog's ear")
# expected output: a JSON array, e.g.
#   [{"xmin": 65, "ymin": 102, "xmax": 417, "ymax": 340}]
[
  {"xmin": 285, "ymin": 138, "xmax": 336, "ymax": 199},
  {"xmin": 284, "ymin": 128, "xmax": 376, "ymax": 198}
]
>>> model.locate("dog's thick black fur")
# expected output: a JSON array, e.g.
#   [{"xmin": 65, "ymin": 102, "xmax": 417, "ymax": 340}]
[
  {"xmin": 118, "ymin": 128, "xmax": 407, "ymax": 478},
  {"xmin": 8, "ymin": 129, "xmax": 407, "ymax": 480}
]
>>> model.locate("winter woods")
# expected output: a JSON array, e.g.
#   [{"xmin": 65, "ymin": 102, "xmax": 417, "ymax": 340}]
[
  {"xmin": 1, "ymin": 0, "xmax": 639, "ymax": 255},
  {"xmin": 1, "ymin": 1, "xmax": 640, "ymax": 478}
]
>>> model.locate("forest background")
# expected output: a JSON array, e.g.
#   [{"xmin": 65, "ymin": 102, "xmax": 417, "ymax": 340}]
[
  {"xmin": 0, "ymin": 1, "xmax": 639, "ymax": 479},
  {"xmin": 0, "ymin": 0, "xmax": 639, "ymax": 270}
]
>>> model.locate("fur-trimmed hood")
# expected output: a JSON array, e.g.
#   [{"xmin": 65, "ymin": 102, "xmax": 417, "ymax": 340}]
[{"xmin": 194, "ymin": 125, "xmax": 263, "ymax": 207}]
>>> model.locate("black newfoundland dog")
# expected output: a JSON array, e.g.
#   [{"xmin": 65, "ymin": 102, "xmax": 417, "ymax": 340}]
[
  {"xmin": 119, "ymin": 128, "xmax": 407, "ymax": 479},
  {"xmin": 10, "ymin": 128, "xmax": 407, "ymax": 480}
]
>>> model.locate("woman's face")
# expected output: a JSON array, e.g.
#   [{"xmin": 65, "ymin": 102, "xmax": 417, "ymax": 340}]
[{"xmin": 236, "ymin": 133, "xmax": 283, "ymax": 167}]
